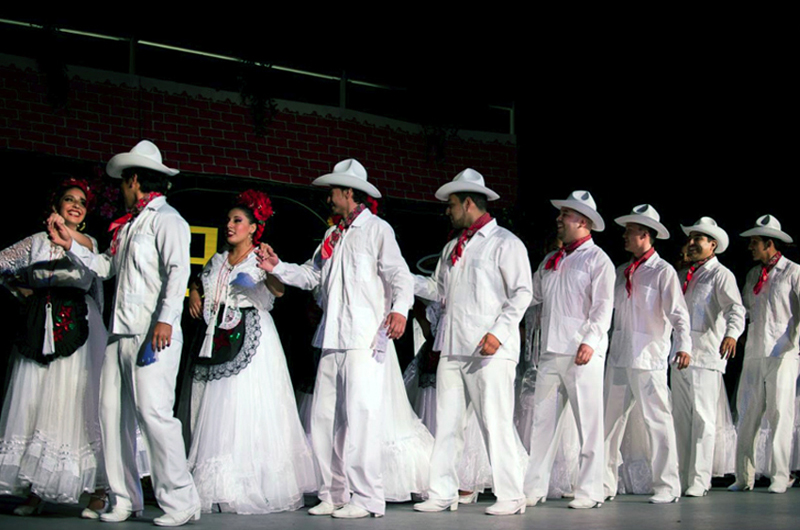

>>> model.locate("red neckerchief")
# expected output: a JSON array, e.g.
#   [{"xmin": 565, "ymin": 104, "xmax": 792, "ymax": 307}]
[
  {"xmin": 624, "ymin": 247, "xmax": 655, "ymax": 298},
  {"xmin": 682, "ymin": 257, "xmax": 711, "ymax": 294},
  {"xmin": 108, "ymin": 192, "xmax": 163, "ymax": 255},
  {"xmin": 321, "ymin": 203, "xmax": 367, "ymax": 260},
  {"xmin": 545, "ymin": 235, "xmax": 592, "ymax": 271},
  {"xmin": 754, "ymin": 252, "xmax": 782, "ymax": 295},
  {"xmin": 450, "ymin": 213, "xmax": 493, "ymax": 265}
]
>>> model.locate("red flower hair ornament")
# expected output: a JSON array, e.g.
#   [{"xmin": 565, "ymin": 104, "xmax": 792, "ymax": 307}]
[{"xmin": 235, "ymin": 189, "xmax": 273, "ymax": 244}]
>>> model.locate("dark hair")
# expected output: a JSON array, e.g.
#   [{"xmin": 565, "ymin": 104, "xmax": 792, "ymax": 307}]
[
  {"xmin": 121, "ymin": 167, "xmax": 171, "ymax": 194},
  {"xmin": 761, "ymin": 236, "xmax": 783, "ymax": 251},
  {"xmin": 332, "ymin": 185, "xmax": 370, "ymax": 206},
  {"xmin": 230, "ymin": 203, "xmax": 257, "ymax": 224},
  {"xmin": 643, "ymin": 226, "xmax": 658, "ymax": 243},
  {"xmin": 454, "ymin": 192, "xmax": 488, "ymax": 212}
]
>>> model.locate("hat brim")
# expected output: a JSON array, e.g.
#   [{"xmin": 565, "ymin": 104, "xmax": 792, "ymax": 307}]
[
  {"xmin": 551, "ymin": 199, "xmax": 605, "ymax": 232},
  {"xmin": 434, "ymin": 181, "xmax": 500, "ymax": 202},
  {"xmin": 615, "ymin": 215, "xmax": 670, "ymax": 239},
  {"xmin": 106, "ymin": 153, "xmax": 179, "ymax": 179},
  {"xmin": 740, "ymin": 227, "xmax": 793, "ymax": 243},
  {"xmin": 312, "ymin": 173, "xmax": 381, "ymax": 198},
  {"xmin": 681, "ymin": 224, "xmax": 730, "ymax": 253}
]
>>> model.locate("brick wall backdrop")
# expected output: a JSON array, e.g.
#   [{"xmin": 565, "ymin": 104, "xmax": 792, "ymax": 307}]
[{"xmin": 0, "ymin": 60, "xmax": 518, "ymax": 206}]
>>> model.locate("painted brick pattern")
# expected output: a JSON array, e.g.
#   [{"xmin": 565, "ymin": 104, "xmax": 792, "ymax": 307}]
[{"xmin": 0, "ymin": 64, "xmax": 518, "ymax": 206}]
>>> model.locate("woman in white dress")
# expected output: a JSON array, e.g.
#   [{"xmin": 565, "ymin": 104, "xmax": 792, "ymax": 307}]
[
  {"xmin": 0, "ymin": 178, "xmax": 107, "ymax": 517},
  {"xmin": 187, "ymin": 190, "xmax": 316, "ymax": 514}
]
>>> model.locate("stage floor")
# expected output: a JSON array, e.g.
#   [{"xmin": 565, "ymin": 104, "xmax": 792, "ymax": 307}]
[{"xmin": 2, "ymin": 487, "xmax": 797, "ymax": 530}]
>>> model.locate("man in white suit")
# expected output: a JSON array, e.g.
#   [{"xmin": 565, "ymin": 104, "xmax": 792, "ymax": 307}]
[
  {"xmin": 413, "ymin": 169, "xmax": 532, "ymax": 516},
  {"xmin": 603, "ymin": 204, "xmax": 691, "ymax": 504},
  {"xmin": 672, "ymin": 217, "xmax": 744, "ymax": 497},
  {"xmin": 524, "ymin": 191, "xmax": 614, "ymax": 509},
  {"xmin": 730, "ymin": 215, "xmax": 800, "ymax": 494},
  {"xmin": 50, "ymin": 141, "xmax": 200, "ymax": 526},
  {"xmin": 256, "ymin": 159, "xmax": 413, "ymax": 519}
]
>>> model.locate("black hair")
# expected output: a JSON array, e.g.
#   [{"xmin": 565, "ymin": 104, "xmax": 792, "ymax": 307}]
[
  {"xmin": 121, "ymin": 166, "xmax": 171, "ymax": 194},
  {"xmin": 761, "ymin": 236, "xmax": 784, "ymax": 252},
  {"xmin": 643, "ymin": 226, "xmax": 658, "ymax": 243},
  {"xmin": 332, "ymin": 185, "xmax": 370, "ymax": 206},
  {"xmin": 230, "ymin": 202, "xmax": 257, "ymax": 224},
  {"xmin": 453, "ymin": 192, "xmax": 488, "ymax": 212}
]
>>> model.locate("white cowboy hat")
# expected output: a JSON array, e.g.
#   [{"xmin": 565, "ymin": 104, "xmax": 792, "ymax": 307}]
[
  {"xmin": 615, "ymin": 204, "xmax": 670, "ymax": 239},
  {"xmin": 551, "ymin": 190, "xmax": 605, "ymax": 232},
  {"xmin": 681, "ymin": 217, "xmax": 729, "ymax": 253},
  {"xmin": 106, "ymin": 140, "xmax": 179, "ymax": 179},
  {"xmin": 740, "ymin": 214, "xmax": 793, "ymax": 243},
  {"xmin": 434, "ymin": 168, "xmax": 500, "ymax": 202},
  {"xmin": 312, "ymin": 159, "xmax": 381, "ymax": 198}
]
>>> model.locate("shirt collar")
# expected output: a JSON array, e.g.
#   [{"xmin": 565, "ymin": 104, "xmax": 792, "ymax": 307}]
[
  {"xmin": 144, "ymin": 195, "xmax": 167, "ymax": 211},
  {"xmin": 772, "ymin": 254, "xmax": 787, "ymax": 271},
  {"xmin": 349, "ymin": 207, "xmax": 372, "ymax": 228},
  {"xmin": 474, "ymin": 218, "xmax": 498, "ymax": 238}
]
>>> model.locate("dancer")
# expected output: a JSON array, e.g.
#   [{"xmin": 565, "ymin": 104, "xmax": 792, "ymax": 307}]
[
  {"xmin": 49, "ymin": 140, "xmax": 201, "ymax": 526},
  {"xmin": 413, "ymin": 168, "xmax": 532, "ymax": 516},
  {"xmin": 603, "ymin": 204, "xmax": 690, "ymax": 504},
  {"xmin": 256, "ymin": 159, "xmax": 414, "ymax": 518},
  {"xmin": 730, "ymin": 215, "xmax": 800, "ymax": 494},
  {"xmin": 186, "ymin": 190, "xmax": 316, "ymax": 514},
  {"xmin": 0, "ymin": 177, "xmax": 107, "ymax": 517},
  {"xmin": 672, "ymin": 217, "xmax": 744, "ymax": 496}
]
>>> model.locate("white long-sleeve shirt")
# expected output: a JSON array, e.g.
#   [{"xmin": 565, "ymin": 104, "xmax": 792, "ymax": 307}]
[
  {"xmin": 671, "ymin": 257, "xmax": 745, "ymax": 372},
  {"xmin": 68, "ymin": 196, "xmax": 190, "ymax": 336},
  {"xmin": 532, "ymin": 239, "xmax": 615, "ymax": 357},
  {"xmin": 609, "ymin": 251, "xmax": 691, "ymax": 370},
  {"xmin": 741, "ymin": 255, "xmax": 800, "ymax": 360},
  {"xmin": 415, "ymin": 219, "xmax": 533, "ymax": 362},
  {"xmin": 271, "ymin": 209, "xmax": 413, "ymax": 351}
]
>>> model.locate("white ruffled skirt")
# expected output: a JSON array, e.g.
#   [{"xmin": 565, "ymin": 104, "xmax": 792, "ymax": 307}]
[
  {"xmin": 0, "ymin": 296, "xmax": 106, "ymax": 503},
  {"xmin": 188, "ymin": 309, "xmax": 317, "ymax": 514}
]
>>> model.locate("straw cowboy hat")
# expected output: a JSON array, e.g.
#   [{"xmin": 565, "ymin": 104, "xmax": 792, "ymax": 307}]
[
  {"xmin": 740, "ymin": 214, "xmax": 793, "ymax": 243},
  {"xmin": 681, "ymin": 217, "xmax": 730, "ymax": 253},
  {"xmin": 106, "ymin": 140, "xmax": 179, "ymax": 178},
  {"xmin": 312, "ymin": 159, "xmax": 381, "ymax": 198},
  {"xmin": 434, "ymin": 168, "xmax": 500, "ymax": 202},
  {"xmin": 615, "ymin": 204, "xmax": 670, "ymax": 239},
  {"xmin": 551, "ymin": 190, "xmax": 605, "ymax": 232}
]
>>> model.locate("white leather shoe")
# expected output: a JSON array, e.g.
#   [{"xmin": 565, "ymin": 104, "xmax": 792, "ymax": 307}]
[
  {"xmin": 485, "ymin": 499, "xmax": 526, "ymax": 515},
  {"xmin": 568, "ymin": 498, "xmax": 602, "ymax": 509},
  {"xmin": 308, "ymin": 501, "xmax": 340, "ymax": 515},
  {"xmin": 331, "ymin": 504, "xmax": 382, "ymax": 518},
  {"xmin": 459, "ymin": 491, "xmax": 478, "ymax": 504},
  {"xmin": 727, "ymin": 481, "xmax": 753, "ymax": 492},
  {"xmin": 525, "ymin": 495, "xmax": 546, "ymax": 507},
  {"xmin": 100, "ymin": 506, "xmax": 143, "ymax": 523},
  {"xmin": 768, "ymin": 483, "xmax": 787, "ymax": 494},
  {"xmin": 649, "ymin": 493, "xmax": 679, "ymax": 504},
  {"xmin": 414, "ymin": 499, "xmax": 458, "ymax": 512},
  {"xmin": 153, "ymin": 507, "xmax": 201, "ymax": 527},
  {"xmin": 684, "ymin": 486, "xmax": 708, "ymax": 497}
]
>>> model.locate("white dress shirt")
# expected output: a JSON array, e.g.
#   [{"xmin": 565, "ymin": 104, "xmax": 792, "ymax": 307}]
[
  {"xmin": 609, "ymin": 251, "xmax": 691, "ymax": 370},
  {"xmin": 68, "ymin": 196, "xmax": 190, "ymax": 335},
  {"xmin": 271, "ymin": 209, "xmax": 413, "ymax": 351},
  {"xmin": 671, "ymin": 257, "xmax": 745, "ymax": 372},
  {"xmin": 741, "ymin": 255, "xmax": 800, "ymax": 359},
  {"xmin": 532, "ymin": 239, "xmax": 615, "ymax": 357},
  {"xmin": 415, "ymin": 219, "xmax": 533, "ymax": 362}
]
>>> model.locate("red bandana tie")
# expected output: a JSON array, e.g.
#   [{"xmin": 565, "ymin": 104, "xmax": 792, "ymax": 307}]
[
  {"xmin": 624, "ymin": 247, "xmax": 655, "ymax": 297},
  {"xmin": 754, "ymin": 252, "xmax": 782, "ymax": 295},
  {"xmin": 545, "ymin": 235, "xmax": 592, "ymax": 271},
  {"xmin": 450, "ymin": 213, "xmax": 493, "ymax": 265},
  {"xmin": 682, "ymin": 257, "xmax": 711, "ymax": 294},
  {"xmin": 108, "ymin": 192, "xmax": 163, "ymax": 255},
  {"xmin": 321, "ymin": 203, "xmax": 367, "ymax": 260}
]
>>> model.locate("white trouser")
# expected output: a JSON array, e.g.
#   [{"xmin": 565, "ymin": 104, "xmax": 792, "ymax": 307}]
[
  {"xmin": 734, "ymin": 355, "xmax": 800, "ymax": 489},
  {"xmin": 524, "ymin": 352, "xmax": 604, "ymax": 503},
  {"xmin": 428, "ymin": 355, "xmax": 522, "ymax": 502},
  {"xmin": 671, "ymin": 365, "xmax": 721, "ymax": 492},
  {"xmin": 311, "ymin": 349, "xmax": 386, "ymax": 515},
  {"xmin": 604, "ymin": 367, "xmax": 681, "ymax": 498},
  {"xmin": 100, "ymin": 334, "xmax": 199, "ymax": 514}
]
